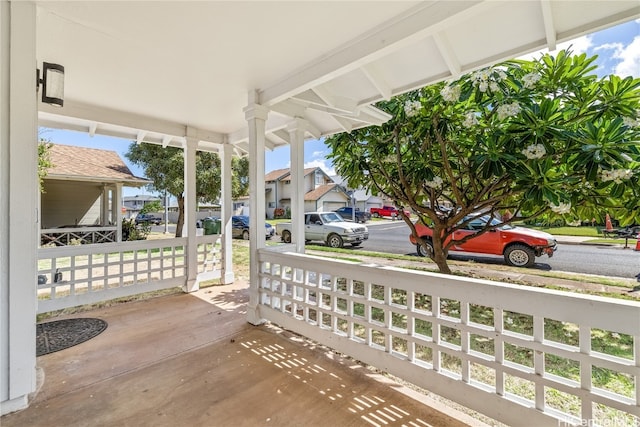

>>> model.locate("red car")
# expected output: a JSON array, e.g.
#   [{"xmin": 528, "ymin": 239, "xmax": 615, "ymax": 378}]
[
  {"xmin": 409, "ymin": 215, "xmax": 557, "ymax": 268},
  {"xmin": 370, "ymin": 205, "xmax": 411, "ymax": 219}
]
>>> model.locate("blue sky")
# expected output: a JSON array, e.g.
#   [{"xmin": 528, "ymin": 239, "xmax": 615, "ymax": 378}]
[{"xmin": 41, "ymin": 19, "xmax": 639, "ymax": 197}]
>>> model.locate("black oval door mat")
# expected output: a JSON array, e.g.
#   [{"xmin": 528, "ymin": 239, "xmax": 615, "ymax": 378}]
[{"xmin": 36, "ymin": 318, "xmax": 107, "ymax": 356}]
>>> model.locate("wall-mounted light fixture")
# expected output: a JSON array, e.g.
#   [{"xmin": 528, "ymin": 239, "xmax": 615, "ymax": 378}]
[{"xmin": 37, "ymin": 62, "xmax": 65, "ymax": 107}]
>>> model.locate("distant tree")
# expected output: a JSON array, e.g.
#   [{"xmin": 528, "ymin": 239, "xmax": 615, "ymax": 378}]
[
  {"xmin": 139, "ymin": 200, "xmax": 163, "ymax": 215},
  {"xmin": 232, "ymin": 156, "xmax": 250, "ymax": 199},
  {"xmin": 38, "ymin": 138, "xmax": 53, "ymax": 192},
  {"xmin": 327, "ymin": 50, "xmax": 640, "ymax": 274},
  {"xmin": 125, "ymin": 143, "xmax": 249, "ymax": 237}
]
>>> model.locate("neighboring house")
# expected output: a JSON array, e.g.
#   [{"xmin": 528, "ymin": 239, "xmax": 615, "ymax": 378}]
[
  {"xmin": 41, "ymin": 144, "xmax": 149, "ymax": 241},
  {"xmin": 123, "ymin": 194, "xmax": 162, "ymax": 219},
  {"xmin": 265, "ymin": 167, "xmax": 349, "ymax": 217},
  {"xmin": 331, "ymin": 175, "xmax": 387, "ymax": 212}
]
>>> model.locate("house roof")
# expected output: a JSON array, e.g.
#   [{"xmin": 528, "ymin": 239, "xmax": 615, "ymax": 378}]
[
  {"xmin": 304, "ymin": 184, "xmax": 345, "ymax": 202},
  {"xmin": 264, "ymin": 168, "xmax": 292, "ymax": 182},
  {"xmin": 265, "ymin": 167, "xmax": 329, "ymax": 182},
  {"xmin": 34, "ymin": 2, "xmax": 638, "ymax": 154},
  {"xmin": 45, "ymin": 144, "xmax": 149, "ymax": 186}
]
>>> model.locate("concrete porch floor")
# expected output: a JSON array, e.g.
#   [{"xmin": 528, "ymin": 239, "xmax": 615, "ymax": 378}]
[{"xmin": 2, "ymin": 281, "xmax": 487, "ymax": 427}]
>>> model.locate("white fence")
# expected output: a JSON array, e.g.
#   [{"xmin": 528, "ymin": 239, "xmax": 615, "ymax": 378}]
[
  {"xmin": 257, "ymin": 248, "xmax": 639, "ymax": 427},
  {"xmin": 37, "ymin": 235, "xmax": 222, "ymax": 314},
  {"xmin": 41, "ymin": 226, "xmax": 118, "ymax": 246}
]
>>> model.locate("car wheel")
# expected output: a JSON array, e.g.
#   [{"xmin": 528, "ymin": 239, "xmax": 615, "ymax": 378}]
[
  {"xmin": 242, "ymin": 230, "xmax": 250, "ymax": 240},
  {"xmin": 416, "ymin": 239, "xmax": 434, "ymax": 258},
  {"xmin": 504, "ymin": 244, "xmax": 535, "ymax": 268},
  {"xmin": 282, "ymin": 230, "xmax": 292, "ymax": 243},
  {"xmin": 327, "ymin": 234, "xmax": 344, "ymax": 248},
  {"xmin": 373, "ymin": 212, "xmax": 380, "ymax": 218}
]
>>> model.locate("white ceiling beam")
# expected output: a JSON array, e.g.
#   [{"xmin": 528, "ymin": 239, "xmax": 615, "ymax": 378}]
[
  {"xmin": 361, "ymin": 65, "xmax": 392, "ymax": 101},
  {"xmin": 88, "ymin": 122, "xmax": 98, "ymax": 137},
  {"xmin": 433, "ymin": 32, "xmax": 461, "ymax": 79},
  {"xmin": 271, "ymin": 129, "xmax": 291, "ymax": 145},
  {"xmin": 309, "ymin": 86, "xmax": 358, "ymax": 114},
  {"xmin": 333, "ymin": 116, "xmax": 354, "ymax": 133},
  {"xmin": 136, "ymin": 131, "xmax": 147, "ymax": 144},
  {"xmin": 162, "ymin": 135, "xmax": 172, "ymax": 148},
  {"xmin": 259, "ymin": 0, "xmax": 488, "ymax": 106},
  {"xmin": 540, "ymin": 0, "xmax": 557, "ymax": 51},
  {"xmin": 38, "ymin": 100, "xmax": 225, "ymax": 144}
]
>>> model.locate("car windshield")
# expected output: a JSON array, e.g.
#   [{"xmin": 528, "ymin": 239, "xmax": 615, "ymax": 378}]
[
  {"xmin": 485, "ymin": 216, "xmax": 514, "ymax": 230},
  {"xmin": 461, "ymin": 215, "xmax": 514, "ymax": 230},
  {"xmin": 321, "ymin": 213, "xmax": 343, "ymax": 223}
]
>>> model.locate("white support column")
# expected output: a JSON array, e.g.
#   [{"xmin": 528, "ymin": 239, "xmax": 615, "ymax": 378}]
[
  {"xmin": 114, "ymin": 184, "xmax": 123, "ymax": 242},
  {"xmin": 101, "ymin": 185, "xmax": 109, "ymax": 226},
  {"xmin": 244, "ymin": 91, "xmax": 269, "ymax": 325},
  {"xmin": 288, "ymin": 118, "xmax": 307, "ymax": 254},
  {"xmin": 220, "ymin": 144, "xmax": 234, "ymax": 284},
  {"xmin": 0, "ymin": 1, "xmax": 38, "ymax": 414},
  {"xmin": 183, "ymin": 135, "xmax": 199, "ymax": 293}
]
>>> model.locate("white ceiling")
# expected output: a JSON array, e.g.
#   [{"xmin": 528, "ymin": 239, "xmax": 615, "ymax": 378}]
[{"xmin": 36, "ymin": 1, "xmax": 640, "ymax": 153}]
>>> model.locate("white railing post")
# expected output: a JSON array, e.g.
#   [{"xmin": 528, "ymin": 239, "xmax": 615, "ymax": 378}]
[
  {"xmin": 288, "ymin": 118, "xmax": 306, "ymax": 254},
  {"xmin": 220, "ymin": 143, "xmax": 234, "ymax": 284},
  {"xmin": 183, "ymin": 134, "xmax": 198, "ymax": 292},
  {"xmin": 244, "ymin": 91, "xmax": 269, "ymax": 325}
]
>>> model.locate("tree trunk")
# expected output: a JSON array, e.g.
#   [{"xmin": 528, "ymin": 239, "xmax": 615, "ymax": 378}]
[
  {"xmin": 175, "ymin": 195, "xmax": 185, "ymax": 238},
  {"xmin": 431, "ymin": 224, "xmax": 452, "ymax": 275}
]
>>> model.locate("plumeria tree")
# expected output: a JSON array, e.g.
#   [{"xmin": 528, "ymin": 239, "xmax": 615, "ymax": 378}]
[{"xmin": 327, "ymin": 50, "xmax": 640, "ymax": 274}]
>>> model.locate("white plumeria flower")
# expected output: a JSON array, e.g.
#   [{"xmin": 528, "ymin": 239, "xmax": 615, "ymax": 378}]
[
  {"xmin": 478, "ymin": 82, "xmax": 488, "ymax": 93},
  {"xmin": 404, "ymin": 100, "xmax": 422, "ymax": 117},
  {"xmin": 611, "ymin": 332, "xmax": 620, "ymax": 339},
  {"xmin": 496, "ymin": 102, "xmax": 521, "ymax": 120},
  {"xmin": 496, "ymin": 69, "xmax": 508, "ymax": 81},
  {"xmin": 505, "ymin": 317, "xmax": 514, "ymax": 325},
  {"xmin": 489, "ymin": 81, "xmax": 500, "ymax": 92},
  {"xmin": 550, "ymin": 202, "xmax": 571, "ymax": 214},
  {"xmin": 425, "ymin": 176, "xmax": 443, "ymax": 188},
  {"xmin": 600, "ymin": 168, "xmax": 634, "ymax": 184},
  {"xmin": 622, "ymin": 116, "xmax": 639, "ymax": 127},
  {"xmin": 522, "ymin": 143, "xmax": 546, "ymax": 159},
  {"xmin": 440, "ymin": 85, "xmax": 461, "ymax": 102},
  {"xmin": 462, "ymin": 112, "xmax": 479, "ymax": 128},
  {"xmin": 522, "ymin": 72, "xmax": 541, "ymax": 89}
]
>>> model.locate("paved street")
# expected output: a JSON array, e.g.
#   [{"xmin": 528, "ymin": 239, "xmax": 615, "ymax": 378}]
[{"xmin": 348, "ymin": 221, "xmax": 640, "ymax": 280}]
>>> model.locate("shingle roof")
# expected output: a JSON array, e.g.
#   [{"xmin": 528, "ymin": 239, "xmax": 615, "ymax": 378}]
[
  {"xmin": 265, "ymin": 167, "xmax": 328, "ymax": 182},
  {"xmin": 45, "ymin": 143, "xmax": 148, "ymax": 185},
  {"xmin": 264, "ymin": 168, "xmax": 291, "ymax": 182},
  {"xmin": 304, "ymin": 183, "xmax": 343, "ymax": 201}
]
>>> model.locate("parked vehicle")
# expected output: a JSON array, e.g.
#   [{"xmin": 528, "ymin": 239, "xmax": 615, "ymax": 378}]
[
  {"xmin": 333, "ymin": 207, "xmax": 371, "ymax": 223},
  {"xmin": 276, "ymin": 212, "xmax": 368, "ymax": 248},
  {"xmin": 369, "ymin": 205, "xmax": 410, "ymax": 219},
  {"xmin": 409, "ymin": 215, "xmax": 557, "ymax": 267},
  {"xmin": 232, "ymin": 215, "xmax": 274, "ymax": 240},
  {"xmin": 135, "ymin": 213, "xmax": 162, "ymax": 225}
]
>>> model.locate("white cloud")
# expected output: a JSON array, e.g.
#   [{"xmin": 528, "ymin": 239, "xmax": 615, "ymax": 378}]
[
  {"xmin": 304, "ymin": 159, "xmax": 335, "ymax": 176},
  {"xmin": 517, "ymin": 35, "xmax": 593, "ymax": 61},
  {"xmin": 311, "ymin": 150, "xmax": 327, "ymax": 158},
  {"xmin": 613, "ymin": 35, "xmax": 640, "ymax": 77}
]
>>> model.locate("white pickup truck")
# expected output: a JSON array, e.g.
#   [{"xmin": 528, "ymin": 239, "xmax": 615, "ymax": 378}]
[{"xmin": 275, "ymin": 212, "xmax": 369, "ymax": 248}]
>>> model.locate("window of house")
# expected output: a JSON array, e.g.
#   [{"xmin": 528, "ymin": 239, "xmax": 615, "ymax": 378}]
[{"xmin": 268, "ymin": 202, "xmax": 276, "ymax": 208}]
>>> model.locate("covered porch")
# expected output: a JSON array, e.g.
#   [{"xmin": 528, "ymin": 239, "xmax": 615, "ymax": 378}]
[{"xmin": 2, "ymin": 1, "xmax": 639, "ymax": 426}]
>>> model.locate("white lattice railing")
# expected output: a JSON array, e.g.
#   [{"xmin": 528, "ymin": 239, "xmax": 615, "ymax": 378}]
[
  {"xmin": 41, "ymin": 226, "xmax": 118, "ymax": 246},
  {"xmin": 257, "ymin": 248, "xmax": 639, "ymax": 427},
  {"xmin": 37, "ymin": 235, "xmax": 222, "ymax": 314}
]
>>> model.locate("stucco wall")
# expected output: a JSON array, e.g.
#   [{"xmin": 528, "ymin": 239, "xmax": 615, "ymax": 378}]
[{"xmin": 41, "ymin": 180, "xmax": 102, "ymax": 228}]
